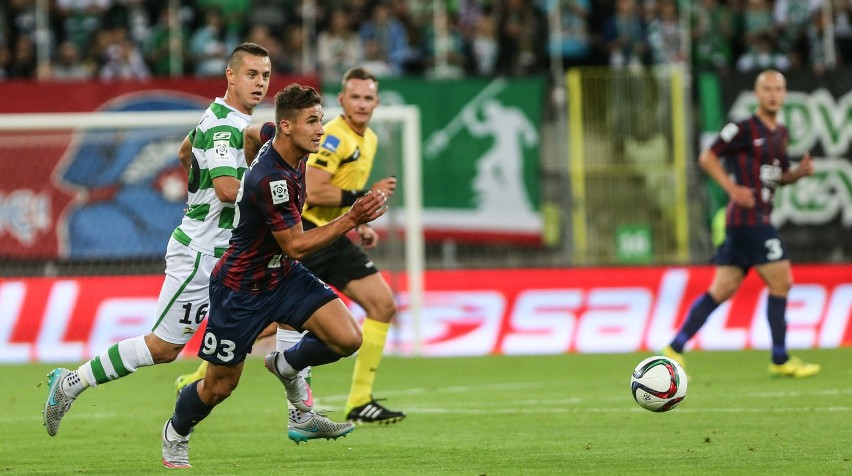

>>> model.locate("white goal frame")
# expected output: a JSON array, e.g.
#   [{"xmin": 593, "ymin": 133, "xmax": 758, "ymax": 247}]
[{"xmin": 0, "ymin": 105, "xmax": 425, "ymax": 354}]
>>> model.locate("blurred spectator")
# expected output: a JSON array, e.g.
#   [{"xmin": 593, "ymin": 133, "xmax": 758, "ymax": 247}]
[
  {"xmin": 6, "ymin": 0, "xmax": 39, "ymax": 44},
  {"xmin": 359, "ymin": 1, "xmax": 410, "ymax": 75},
  {"xmin": 195, "ymin": 0, "xmax": 249, "ymax": 38},
  {"xmin": 244, "ymin": 23, "xmax": 287, "ymax": 72},
  {"xmin": 773, "ymin": 0, "xmax": 821, "ymax": 58},
  {"xmin": 361, "ymin": 37, "xmax": 395, "ymax": 77},
  {"xmin": 736, "ymin": 31, "xmax": 790, "ymax": 71},
  {"xmin": 741, "ymin": 0, "xmax": 775, "ymax": 53},
  {"xmin": 804, "ymin": 5, "xmax": 830, "ymax": 74},
  {"xmin": 388, "ymin": 0, "xmax": 424, "ymax": 73},
  {"xmin": 51, "ymin": 39, "xmax": 93, "ymax": 79},
  {"xmin": 246, "ymin": 0, "xmax": 291, "ymax": 31},
  {"xmin": 279, "ymin": 22, "xmax": 307, "ymax": 74},
  {"xmin": 0, "ymin": 43, "xmax": 11, "ymax": 80},
  {"xmin": 602, "ymin": 0, "xmax": 646, "ymax": 68},
  {"xmin": 56, "ymin": 0, "xmax": 111, "ymax": 54},
  {"xmin": 544, "ymin": 0, "xmax": 593, "ymax": 68},
  {"xmin": 469, "ymin": 11, "xmax": 499, "ymax": 76},
  {"xmin": 102, "ymin": 0, "xmax": 152, "ymax": 48},
  {"xmin": 691, "ymin": 0, "xmax": 734, "ymax": 73},
  {"xmin": 189, "ymin": 8, "xmax": 237, "ymax": 76},
  {"xmin": 494, "ymin": 0, "xmax": 548, "ymax": 76},
  {"xmin": 144, "ymin": 5, "xmax": 189, "ymax": 76},
  {"xmin": 834, "ymin": 0, "xmax": 852, "ymax": 65},
  {"xmin": 421, "ymin": 8, "xmax": 467, "ymax": 77},
  {"xmin": 316, "ymin": 10, "xmax": 363, "ymax": 83},
  {"xmin": 646, "ymin": 0, "xmax": 683, "ymax": 65},
  {"xmin": 7, "ymin": 34, "xmax": 37, "ymax": 78},
  {"xmin": 99, "ymin": 27, "xmax": 151, "ymax": 80}
]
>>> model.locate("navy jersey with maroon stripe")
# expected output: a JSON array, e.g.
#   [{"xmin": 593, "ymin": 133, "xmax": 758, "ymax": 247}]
[
  {"xmin": 212, "ymin": 140, "xmax": 307, "ymax": 292},
  {"xmin": 710, "ymin": 115, "xmax": 791, "ymax": 227}
]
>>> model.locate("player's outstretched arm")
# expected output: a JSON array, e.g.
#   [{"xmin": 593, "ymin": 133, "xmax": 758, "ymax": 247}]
[
  {"xmin": 273, "ymin": 190, "xmax": 388, "ymax": 259},
  {"xmin": 305, "ymin": 169, "xmax": 396, "ymax": 207}
]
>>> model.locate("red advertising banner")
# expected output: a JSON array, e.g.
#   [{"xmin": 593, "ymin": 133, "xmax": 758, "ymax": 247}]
[
  {"xmin": 2, "ymin": 265, "xmax": 850, "ymax": 363},
  {"xmin": 0, "ymin": 76, "xmax": 317, "ymax": 260}
]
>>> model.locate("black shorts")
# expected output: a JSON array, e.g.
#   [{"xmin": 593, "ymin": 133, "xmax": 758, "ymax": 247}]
[
  {"xmin": 202, "ymin": 264, "xmax": 337, "ymax": 365},
  {"xmin": 712, "ymin": 225, "xmax": 789, "ymax": 272},
  {"xmin": 300, "ymin": 219, "xmax": 379, "ymax": 290}
]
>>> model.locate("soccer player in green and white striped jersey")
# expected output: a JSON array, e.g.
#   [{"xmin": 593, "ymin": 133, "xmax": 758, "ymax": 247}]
[{"xmin": 42, "ymin": 43, "xmax": 271, "ymax": 438}]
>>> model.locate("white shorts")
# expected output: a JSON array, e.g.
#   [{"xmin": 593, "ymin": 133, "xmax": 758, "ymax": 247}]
[{"xmin": 151, "ymin": 237, "xmax": 219, "ymax": 345}]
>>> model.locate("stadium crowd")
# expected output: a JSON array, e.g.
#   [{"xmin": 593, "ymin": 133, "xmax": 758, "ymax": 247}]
[{"xmin": 1, "ymin": 0, "xmax": 851, "ymax": 82}]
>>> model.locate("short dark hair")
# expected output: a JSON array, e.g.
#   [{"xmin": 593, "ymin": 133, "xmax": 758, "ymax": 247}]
[
  {"xmin": 274, "ymin": 84, "xmax": 322, "ymax": 129},
  {"xmin": 227, "ymin": 42, "xmax": 269, "ymax": 70},
  {"xmin": 341, "ymin": 66, "xmax": 378, "ymax": 88}
]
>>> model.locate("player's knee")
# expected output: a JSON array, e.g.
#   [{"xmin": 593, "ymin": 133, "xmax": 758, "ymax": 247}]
[
  {"xmin": 149, "ymin": 343, "xmax": 183, "ymax": 364},
  {"xmin": 337, "ymin": 330, "xmax": 363, "ymax": 357},
  {"xmin": 378, "ymin": 298, "xmax": 397, "ymax": 321},
  {"xmin": 205, "ymin": 379, "xmax": 238, "ymax": 404},
  {"xmin": 769, "ymin": 279, "xmax": 793, "ymax": 296}
]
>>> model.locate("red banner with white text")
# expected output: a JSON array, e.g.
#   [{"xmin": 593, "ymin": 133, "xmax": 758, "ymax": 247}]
[{"xmin": 2, "ymin": 265, "xmax": 850, "ymax": 363}]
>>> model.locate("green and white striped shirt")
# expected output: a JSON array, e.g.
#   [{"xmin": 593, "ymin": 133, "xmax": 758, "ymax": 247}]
[{"xmin": 172, "ymin": 98, "xmax": 251, "ymax": 257}]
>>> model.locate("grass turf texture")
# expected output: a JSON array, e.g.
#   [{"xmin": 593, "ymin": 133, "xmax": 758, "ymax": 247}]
[{"xmin": 4, "ymin": 348, "xmax": 850, "ymax": 475}]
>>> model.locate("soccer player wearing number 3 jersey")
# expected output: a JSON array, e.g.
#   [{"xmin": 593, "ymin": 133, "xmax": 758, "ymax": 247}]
[
  {"xmin": 42, "ymin": 43, "xmax": 272, "ymax": 439},
  {"xmin": 662, "ymin": 70, "xmax": 819, "ymax": 378},
  {"xmin": 160, "ymin": 84, "xmax": 389, "ymax": 467}
]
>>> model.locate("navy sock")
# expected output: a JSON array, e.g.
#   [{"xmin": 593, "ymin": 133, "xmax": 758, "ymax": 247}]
[
  {"xmin": 767, "ymin": 295, "xmax": 789, "ymax": 365},
  {"xmin": 670, "ymin": 292, "xmax": 720, "ymax": 353},
  {"xmin": 282, "ymin": 332, "xmax": 345, "ymax": 370},
  {"xmin": 171, "ymin": 380, "xmax": 213, "ymax": 436}
]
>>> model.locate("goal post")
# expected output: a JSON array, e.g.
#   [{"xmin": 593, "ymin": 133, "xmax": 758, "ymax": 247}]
[{"xmin": 0, "ymin": 104, "xmax": 425, "ymax": 355}]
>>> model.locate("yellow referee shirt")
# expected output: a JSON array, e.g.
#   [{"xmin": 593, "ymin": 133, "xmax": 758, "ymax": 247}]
[{"xmin": 302, "ymin": 115, "xmax": 379, "ymax": 226}]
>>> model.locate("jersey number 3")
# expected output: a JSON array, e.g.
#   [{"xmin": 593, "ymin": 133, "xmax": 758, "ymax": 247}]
[{"xmin": 765, "ymin": 238, "xmax": 783, "ymax": 261}]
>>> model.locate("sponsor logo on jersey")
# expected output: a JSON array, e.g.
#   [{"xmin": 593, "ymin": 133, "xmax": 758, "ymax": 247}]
[
  {"xmin": 269, "ymin": 180, "xmax": 289, "ymax": 204},
  {"xmin": 214, "ymin": 140, "xmax": 229, "ymax": 160},
  {"xmin": 322, "ymin": 135, "xmax": 340, "ymax": 152},
  {"xmin": 720, "ymin": 122, "xmax": 739, "ymax": 143},
  {"xmin": 268, "ymin": 254, "xmax": 282, "ymax": 268},
  {"xmin": 213, "ymin": 131, "xmax": 232, "ymax": 140}
]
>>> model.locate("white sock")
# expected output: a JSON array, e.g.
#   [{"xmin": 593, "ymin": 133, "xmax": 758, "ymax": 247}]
[
  {"xmin": 61, "ymin": 369, "xmax": 90, "ymax": 399},
  {"xmin": 276, "ymin": 328, "xmax": 311, "ymax": 380},
  {"xmin": 166, "ymin": 419, "xmax": 189, "ymax": 442},
  {"xmin": 288, "ymin": 408, "xmax": 313, "ymax": 423},
  {"xmin": 78, "ymin": 336, "xmax": 154, "ymax": 390},
  {"xmin": 272, "ymin": 351, "xmax": 298, "ymax": 377}
]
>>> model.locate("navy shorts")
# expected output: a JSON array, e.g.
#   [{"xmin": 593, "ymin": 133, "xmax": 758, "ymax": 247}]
[
  {"xmin": 201, "ymin": 263, "xmax": 338, "ymax": 365},
  {"xmin": 712, "ymin": 225, "xmax": 789, "ymax": 271},
  {"xmin": 301, "ymin": 219, "xmax": 378, "ymax": 290}
]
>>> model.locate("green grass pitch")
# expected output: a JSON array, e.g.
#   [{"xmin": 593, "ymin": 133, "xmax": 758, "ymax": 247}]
[{"xmin": 3, "ymin": 348, "xmax": 850, "ymax": 474}]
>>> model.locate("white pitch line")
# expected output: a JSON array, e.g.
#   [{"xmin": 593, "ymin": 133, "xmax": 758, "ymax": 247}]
[{"xmin": 389, "ymin": 406, "xmax": 852, "ymax": 415}]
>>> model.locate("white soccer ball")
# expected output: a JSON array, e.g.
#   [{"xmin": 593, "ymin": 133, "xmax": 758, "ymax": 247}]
[{"xmin": 630, "ymin": 356, "xmax": 687, "ymax": 412}]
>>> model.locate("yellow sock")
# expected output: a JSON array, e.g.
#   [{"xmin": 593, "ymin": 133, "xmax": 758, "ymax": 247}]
[
  {"xmin": 345, "ymin": 318, "xmax": 389, "ymax": 411},
  {"xmin": 194, "ymin": 360, "xmax": 208, "ymax": 377}
]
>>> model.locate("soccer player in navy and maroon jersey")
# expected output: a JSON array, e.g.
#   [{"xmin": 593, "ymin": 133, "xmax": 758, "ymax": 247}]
[
  {"xmin": 663, "ymin": 69, "xmax": 819, "ymax": 378},
  {"xmin": 161, "ymin": 84, "xmax": 389, "ymax": 468}
]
